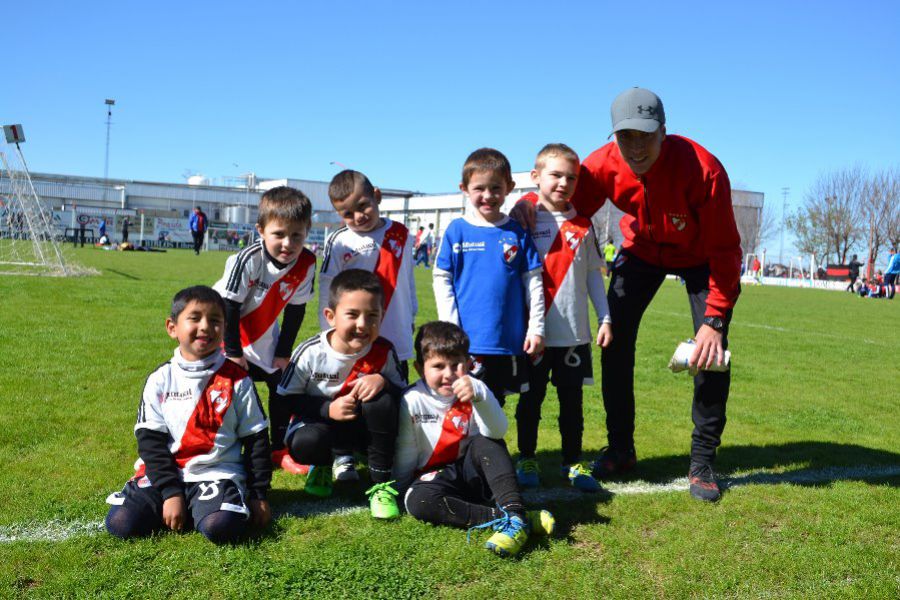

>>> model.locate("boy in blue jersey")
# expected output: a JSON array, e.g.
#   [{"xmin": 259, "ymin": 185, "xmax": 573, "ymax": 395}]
[{"xmin": 433, "ymin": 148, "xmax": 545, "ymax": 405}]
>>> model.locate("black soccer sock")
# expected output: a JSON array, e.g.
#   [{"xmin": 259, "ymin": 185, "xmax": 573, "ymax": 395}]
[
  {"xmin": 105, "ymin": 504, "xmax": 160, "ymax": 539},
  {"xmin": 196, "ymin": 510, "xmax": 247, "ymax": 545},
  {"xmin": 557, "ymin": 385, "xmax": 585, "ymax": 465}
]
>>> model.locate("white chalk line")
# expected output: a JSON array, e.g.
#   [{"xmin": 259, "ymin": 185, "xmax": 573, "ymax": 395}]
[
  {"xmin": 2, "ymin": 464, "xmax": 897, "ymax": 544},
  {"xmin": 645, "ymin": 309, "xmax": 886, "ymax": 346}
]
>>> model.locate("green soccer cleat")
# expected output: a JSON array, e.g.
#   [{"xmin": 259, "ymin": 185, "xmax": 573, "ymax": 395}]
[
  {"xmin": 304, "ymin": 465, "xmax": 333, "ymax": 498},
  {"xmin": 526, "ymin": 509, "xmax": 555, "ymax": 537},
  {"xmin": 516, "ymin": 457, "xmax": 540, "ymax": 488},
  {"xmin": 365, "ymin": 481, "xmax": 400, "ymax": 520}
]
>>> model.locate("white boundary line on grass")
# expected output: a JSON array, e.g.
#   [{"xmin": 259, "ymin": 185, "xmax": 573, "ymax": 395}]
[{"xmin": 2, "ymin": 464, "xmax": 897, "ymax": 544}]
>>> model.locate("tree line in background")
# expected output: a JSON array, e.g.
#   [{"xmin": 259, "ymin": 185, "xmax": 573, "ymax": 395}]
[{"xmin": 787, "ymin": 166, "xmax": 899, "ymax": 273}]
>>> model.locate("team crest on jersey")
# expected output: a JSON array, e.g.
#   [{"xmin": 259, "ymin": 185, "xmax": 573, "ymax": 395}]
[
  {"xmin": 502, "ymin": 243, "xmax": 518, "ymax": 264},
  {"xmin": 279, "ymin": 281, "xmax": 295, "ymax": 301},
  {"xmin": 136, "ymin": 475, "xmax": 151, "ymax": 488},
  {"xmin": 343, "ymin": 251, "xmax": 353, "ymax": 264},
  {"xmin": 565, "ymin": 230, "xmax": 583, "ymax": 252},
  {"xmin": 668, "ymin": 214, "xmax": 687, "ymax": 231},
  {"xmin": 210, "ymin": 389, "xmax": 230, "ymax": 414},
  {"xmin": 387, "ymin": 238, "xmax": 403, "ymax": 258},
  {"xmin": 450, "ymin": 414, "xmax": 469, "ymax": 435}
]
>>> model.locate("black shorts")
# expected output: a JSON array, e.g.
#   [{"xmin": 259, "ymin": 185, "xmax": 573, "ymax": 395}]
[
  {"xmin": 106, "ymin": 475, "xmax": 249, "ymax": 526},
  {"xmin": 405, "ymin": 454, "xmax": 492, "ymax": 509},
  {"xmin": 470, "ymin": 354, "xmax": 528, "ymax": 397},
  {"xmin": 529, "ymin": 344, "xmax": 594, "ymax": 388}
]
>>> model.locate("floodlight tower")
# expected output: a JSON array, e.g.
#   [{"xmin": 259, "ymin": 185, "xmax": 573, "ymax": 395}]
[{"xmin": 104, "ymin": 99, "xmax": 115, "ymax": 203}]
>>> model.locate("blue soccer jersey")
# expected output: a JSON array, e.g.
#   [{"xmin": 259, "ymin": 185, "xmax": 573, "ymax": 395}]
[{"xmin": 434, "ymin": 215, "xmax": 542, "ymax": 355}]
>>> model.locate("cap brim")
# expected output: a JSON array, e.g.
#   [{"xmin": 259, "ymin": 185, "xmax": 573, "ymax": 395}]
[{"xmin": 608, "ymin": 118, "xmax": 661, "ymax": 138}]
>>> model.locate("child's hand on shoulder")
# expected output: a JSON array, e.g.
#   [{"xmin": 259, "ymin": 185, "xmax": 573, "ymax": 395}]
[
  {"xmin": 329, "ymin": 394, "xmax": 359, "ymax": 421},
  {"xmin": 596, "ymin": 322, "xmax": 613, "ymax": 348},
  {"xmin": 227, "ymin": 355, "xmax": 249, "ymax": 370},
  {"xmin": 352, "ymin": 374, "xmax": 386, "ymax": 402},
  {"xmin": 162, "ymin": 494, "xmax": 187, "ymax": 531},
  {"xmin": 249, "ymin": 498, "xmax": 271, "ymax": 528},
  {"xmin": 451, "ymin": 364, "xmax": 475, "ymax": 403},
  {"xmin": 272, "ymin": 357, "xmax": 291, "ymax": 372},
  {"xmin": 524, "ymin": 334, "xmax": 544, "ymax": 357}
]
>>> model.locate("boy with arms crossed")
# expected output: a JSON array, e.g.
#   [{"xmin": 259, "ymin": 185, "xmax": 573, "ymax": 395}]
[
  {"xmin": 433, "ymin": 148, "xmax": 545, "ymax": 404},
  {"xmin": 319, "ymin": 170, "xmax": 416, "ymax": 481},
  {"xmin": 394, "ymin": 321, "xmax": 554, "ymax": 557},
  {"xmin": 515, "ymin": 144, "xmax": 613, "ymax": 493},
  {"xmin": 105, "ymin": 286, "xmax": 271, "ymax": 544},
  {"xmin": 279, "ymin": 270, "xmax": 405, "ymax": 519},
  {"xmin": 213, "ymin": 186, "xmax": 316, "ymax": 475}
]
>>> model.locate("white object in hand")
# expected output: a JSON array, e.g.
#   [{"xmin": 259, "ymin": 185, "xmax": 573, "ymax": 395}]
[{"xmin": 668, "ymin": 339, "xmax": 731, "ymax": 374}]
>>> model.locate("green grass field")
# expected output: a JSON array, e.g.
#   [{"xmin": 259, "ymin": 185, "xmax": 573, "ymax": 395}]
[{"xmin": 1, "ymin": 247, "xmax": 898, "ymax": 599}]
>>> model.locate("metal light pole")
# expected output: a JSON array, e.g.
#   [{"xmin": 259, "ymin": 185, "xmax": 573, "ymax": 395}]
[
  {"xmin": 779, "ymin": 186, "xmax": 789, "ymax": 265},
  {"xmin": 103, "ymin": 99, "xmax": 115, "ymax": 204}
]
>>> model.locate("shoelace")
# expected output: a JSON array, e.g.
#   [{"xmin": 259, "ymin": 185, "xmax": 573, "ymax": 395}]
[
  {"xmin": 365, "ymin": 480, "xmax": 398, "ymax": 500},
  {"xmin": 466, "ymin": 508, "xmax": 519, "ymax": 544},
  {"xmin": 568, "ymin": 463, "xmax": 592, "ymax": 478}
]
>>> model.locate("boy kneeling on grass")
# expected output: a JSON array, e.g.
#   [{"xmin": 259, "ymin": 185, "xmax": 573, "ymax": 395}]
[
  {"xmin": 105, "ymin": 286, "xmax": 272, "ymax": 544},
  {"xmin": 393, "ymin": 321, "xmax": 555, "ymax": 558}
]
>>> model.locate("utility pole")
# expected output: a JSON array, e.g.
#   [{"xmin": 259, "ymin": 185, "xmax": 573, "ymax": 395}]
[
  {"xmin": 779, "ymin": 186, "xmax": 789, "ymax": 265},
  {"xmin": 104, "ymin": 99, "xmax": 115, "ymax": 204}
]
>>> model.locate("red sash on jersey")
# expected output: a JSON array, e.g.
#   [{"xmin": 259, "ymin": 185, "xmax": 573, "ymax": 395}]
[
  {"xmin": 541, "ymin": 216, "xmax": 591, "ymax": 310},
  {"xmin": 334, "ymin": 338, "xmax": 393, "ymax": 398},
  {"xmin": 373, "ymin": 221, "xmax": 408, "ymax": 314},
  {"xmin": 422, "ymin": 400, "xmax": 473, "ymax": 471},
  {"xmin": 133, "ymin": 361, "xmax": 245, "ymax": 478},
  {"xmin": 239, "ymin": 249, "xmax": 316, "ymax": 347}
]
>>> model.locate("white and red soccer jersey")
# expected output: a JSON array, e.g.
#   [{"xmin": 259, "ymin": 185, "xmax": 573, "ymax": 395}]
[
  {"xmin": 277, "ymin": 331, "xmax": 406, "ymax": 400},
  {"xmin": 214, "ymin": 241, "xmax": 316, "ymax": 373},
  {"xmin": 319, "ymin": 219, "xmax": 417, "ymax": 360},
  {"xmin": 392, "ymin": 378, "xmax": 507, "ymax": 488},
  {"xmin": 133, "ymin": 349, "xmax": 268, "ymax": 485},
  {"xmin": 531, "ymin": 207, "xmax": 611, "ymax": 347}
]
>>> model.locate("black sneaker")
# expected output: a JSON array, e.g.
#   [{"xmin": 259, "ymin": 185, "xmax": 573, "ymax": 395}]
[
  {"xmin": 689, "ymin": 463, "xmax": 721, "ymax": 502},
  {"xmin": 590, "ymin": 446, "xmax": 637, "ymax": 479}
]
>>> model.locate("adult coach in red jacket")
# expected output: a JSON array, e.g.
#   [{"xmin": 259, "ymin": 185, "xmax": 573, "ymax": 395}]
[{"xmin": 514, "ymin": 88, "xmax": 742, "ymax": 501}]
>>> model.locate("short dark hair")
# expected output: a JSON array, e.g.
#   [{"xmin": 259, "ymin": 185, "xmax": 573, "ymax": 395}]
[
  {"xmin": 170, "ymin": 285, "xmax": 225, "ymax": 320},
  {"xmin": 461, "ymin": 148, "xmax": 514, "ymax": 188},
  {"xmin": 329, "ymin": 170, "xmax": 376, "ymax": 204},
  {"xmin": 328, "ymin": 269, "xmax": 383, "ymax": 309},
  {"xmin": 258, "ymin": 186, "xmax": 312, "ymax": 229},
  {"xmin": 415, "ymin": 321, "xmax": 470, "ymax": 364}
]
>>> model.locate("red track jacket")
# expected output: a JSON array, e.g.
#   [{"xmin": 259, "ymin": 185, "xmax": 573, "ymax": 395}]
[{"xmin": 568, "ymin": 135, "xmax": 742, "ymax": 318}]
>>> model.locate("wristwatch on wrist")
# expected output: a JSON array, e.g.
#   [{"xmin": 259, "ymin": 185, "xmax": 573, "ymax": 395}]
[{"xmin": 702, "ymin": 316, "xmax": 725, "ymax": 332}]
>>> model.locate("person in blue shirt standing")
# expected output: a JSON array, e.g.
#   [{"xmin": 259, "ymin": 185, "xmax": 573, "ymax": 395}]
[
  {"xmin": 189, "ymin": 207, "xmax": 208, "ymax": 255},
  {"xmin": 885, "ymin": 248, "xmax": 900, "ymax": 300}
]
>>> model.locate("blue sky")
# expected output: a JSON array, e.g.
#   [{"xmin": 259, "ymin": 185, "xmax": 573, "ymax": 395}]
[{"xmin": 6, "ymin": 1, "xmax": 899, "ymax": 253}]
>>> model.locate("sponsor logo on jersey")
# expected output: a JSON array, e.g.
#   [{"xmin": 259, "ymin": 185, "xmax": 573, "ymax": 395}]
[
  {"xmin": 279, "ymin": 281, "xmax": 295, "ymax": 301},
  {"xmin": 502, "ymin": 243, "xmax": 519, "ymax": 263},
  {"xmin": 342, "ymin": 240, "xmax": 380, "ymax": 263},
  {"xmin": 412, "ymin": 413, "xmax": 442, "ymax": 424},
  {"xmin": 312, "ymin": 371, "xmax": 342, "ymax": 382},
  {"xmin": 668, "ymin": 214, "xmax": 687, "ymax": 231},
  {"xmin": 163, "ymin": 390, "xmax": 194, "ymax": 402},
  {"xmin": 452, "ymin": 241, "xmax": 485, "ymax": 254}
]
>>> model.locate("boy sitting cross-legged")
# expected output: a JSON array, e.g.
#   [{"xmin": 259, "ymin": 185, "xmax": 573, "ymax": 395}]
[
  {"xmin": 213, "ymin": 186, "xmax": 316, "ymax": 476},
  {"xmin": 278, "ymin": 269, "xmax": 405, "ymax": 519},
  {"xmin": 394, "ymin": 321, "xmax": 555, "ymax": 558},
  {"xmin": 515, "ymin": 144, "xmax": 613, "ymax": 493},
  {"xmin": 105, "ymin": 286, "xmax": 272, "ymax": 544}
]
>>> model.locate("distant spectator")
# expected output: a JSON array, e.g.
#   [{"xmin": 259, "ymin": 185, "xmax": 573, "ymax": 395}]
[
  {"xmin": 189, "ymin": 207, "xmax": 208, "ymax": 255},
  {"xmin": 99, "ymin": 218, "xmax": 107, "ymax": 238},
  {"xmin": 884, "ymin": 248, "xmax": 899, "ymax": 300},
  {"xmin": 603, "ymin": 239, "xmax": 617, "ymax": 278},
  {"xmin": 846, "ymin": 254, "xmax": 861, "ymax": 292},
  {"xmin": 121, "ymin": 218, "xmax": 130, "ymax": 243}
]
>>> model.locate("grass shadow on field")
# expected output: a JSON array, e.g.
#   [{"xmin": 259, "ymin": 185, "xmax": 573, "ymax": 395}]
[{"xmin": 604, "ymin": 442, "xmax": 900, "ymax": 491}]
